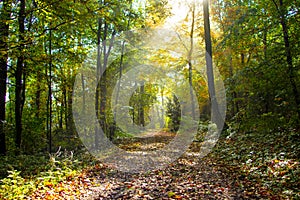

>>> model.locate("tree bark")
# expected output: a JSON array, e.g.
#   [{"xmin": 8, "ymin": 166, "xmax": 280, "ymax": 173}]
[
  {"xmin": 113, "ymin": 1, "xmax": 132, "ymax": 137},
  {"xmin": 15, "ymin": 0, "xmax": 26, "ymax": 153},
  {"xmin": 188, "ymin": 2, "xmax": 196, "ymax": 120},
  {"xmin": 278, "ymin": 0, "xmax": 300, "ymax": 120},
  {"xmin": 228, "ymin": 55, "xmax": 239, "ymax": 116},
  {"xmin": 138, "ymin": 84, "xmax": 145, "ymax": 127},
  {"xmin": 0, "ymin": 0, "xmax": 10, "ymax": 155},
  {"xmin": 203, "ymin": 0, "xmax": 223, "ymax": 129},
  {"xmin": 271, "ymin": 0, "xmax": 300, "ymax": 121},
  {"xmin": 95, "ymin": 17, "xmax": 102, "ymax": 148},
  {"xmin": 47, "ymin": 24, "xmax": 53, "ymax": 153},
  {"xmin": 81, "ymin": 74, "xmax": 86, "ymax": 113},
  {"xmin": 35, "ymin": 71, "xmax": 41, "ymax": 118}
]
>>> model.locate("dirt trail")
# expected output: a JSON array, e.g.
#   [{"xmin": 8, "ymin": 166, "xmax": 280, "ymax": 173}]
[
  {"xmin": 138, "ymin": 130, "xmax": 177, "ymax": 138},
  {"xmin": 81, "ymin": 131, "xmax": 261, "ymax": 199}
]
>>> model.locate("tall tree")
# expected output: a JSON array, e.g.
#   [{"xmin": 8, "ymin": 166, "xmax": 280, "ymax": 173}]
[
  {"xmin": 0, "ymin": 0, "xmax": 11, "ymax": 155},
  {"xmin": 46, "ymin": 25, "xmax": 53, "ymax": 153},
  {"xmin": 203, "ymin": 0, "xmax": 222, "ymax": 128},
  {"xmin": 188, "ymin": 2, "xmax": 196, "ymax": 120},
  {"xmin": 211, "ymin": 0, "xmax": 299, "ymax": 131},
  {"xmin": 15, "ymin": 0, "xmax": 26, "ymax": 153},
  {"xmin": 272, "ymin": 0, "xmax": 300, "ymax": 121}
]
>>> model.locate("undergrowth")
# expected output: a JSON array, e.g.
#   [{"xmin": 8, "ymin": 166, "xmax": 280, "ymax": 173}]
[
  {"xmin": 0, "ymin": 148, "xmax": 99, "ymax": 200},
  {"xmin": 1, "ymin": 124, "xmax": 299, "ymax": 199},
  {"xmin": 210, "ymin": 126, "xmax": 300, "ymax": 198}
]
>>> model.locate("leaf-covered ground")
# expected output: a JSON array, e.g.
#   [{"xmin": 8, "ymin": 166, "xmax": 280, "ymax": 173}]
[
  {"xmin": 1, "ymin": 129, "xmax": 299, "ymax": 199},
  {"xmin": 83, "ymin": 155, "xmax": 245, "ymax": 199},
  {"xmin": 85, "ymin": 129, "xmax": 299, "ymax": 199}
]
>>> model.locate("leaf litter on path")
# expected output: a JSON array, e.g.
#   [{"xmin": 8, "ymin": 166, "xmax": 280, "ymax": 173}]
[{"xmin": 80, "ymin": 132, "xmax": 253, "ymax": 199}]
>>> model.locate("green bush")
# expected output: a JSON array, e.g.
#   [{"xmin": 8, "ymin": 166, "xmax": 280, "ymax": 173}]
[
  {"xmin": 0, "ymin": 148, "xmax": 98, "ymax": 199},
  {"xmin": 0, "ymin": 170, "xmax": 35, "ymax": 200}
]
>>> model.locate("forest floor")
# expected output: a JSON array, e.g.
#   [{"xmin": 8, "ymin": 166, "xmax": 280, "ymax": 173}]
[
  {"xmin": 82, "ymin": 129, "xmax": 299, "ymax": 199},
  {"xmin": 1, "ymin": 129, "xmax": 299, "ymax": 199},
  {"xmin": 81, "ymin": 132, "xmax": 248, "ymax": 200}
]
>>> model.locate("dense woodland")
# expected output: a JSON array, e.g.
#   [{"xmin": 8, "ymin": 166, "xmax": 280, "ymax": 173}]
[{"xmin": 0, "ymin": 0, "xmax": 299, "ymax": 199}]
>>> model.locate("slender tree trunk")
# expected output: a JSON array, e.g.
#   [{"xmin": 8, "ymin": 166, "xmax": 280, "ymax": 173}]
[
  {"xmin": 278, "ymin": 0, "xmax": 300, "ymax": 120},
  {"xmin": 188, "ymin": 3, "xmax": 196, "ymax": 120},
  {"xmin": 20, "ymin": 7, "xmax": 34, "ymax": 118},
  {"xmin": 112, "ymin": 39, "xmax": 125, "ymax": 137},
  {"xmin": 67, "ymin": 80, "xmax": 74, "ymax": 135},
  {"xmin": 0, "ymin": 0, "xmax": 10, "ymax": 155},
  {"xmin": 160, "ymin": 88, "xmax": 165, "ymax": 128},
  {"xmin": 95, "ymin": 17, "xmax": 102, "ymax": 148},
  {"xmin": 271, "ymin": 0, "xmax": 300, "ymax": 121},
  {"xmin": 95, "ymin": 0, "xmax": 116, "ymax": 141},
  {"xmin": 35, "ymin": 71, "xmax": 41, "ymax": 118},
  {"xmin": 100, "ymin": 22, "xmax": 109, "ymax": 137},
  {"xmin": 101, "ymin": 23, "xmax": 115, "ymax": 139},
  {"xmin": 47, "ymin": 25, "xmax": 53, "ymax": 153},
  {"xmin": 263, "ymin": 27, "xmax": 270, "ymax": 113},
  {"xmin": 15, "ymin": 0, "xmax": 26, "ymax": 153},
  {"xmin": 100, "ymin": 63, "xmax": 107, "ymax": 137},
  {"xmin": 59, "ymin": 101, "xmax": 63, "ymax": 129},
  {"xmin": 228, "ymin": 55, "xmax": 238, "ymax": 117},
  {"xmin": 21, "ymin": 64, "xmax": 26, "ymax": 115},
  {"xmin": 203, "ymin": 0, "xmax": 223, "ymax": 129},
  {"xmin": 62, "ymin": 84, "xmax": 67, "ymax": 129},
  {"xmin": 113, "ymin": 2, "xmax": 132, "ymax": 137},
  {"xmin": 241, "ymin": 53, "xmax": 245, "ymax": 65},
  {"xmin": 138, "ymin": 84, "xmax": 145, "ymax": 127},
  {"xmin": 81, "ymin": 74, "xmax": 86, "ymax": 113},
  {"xmin": 8, "ymin": 88, "xmax": 13, "ymax": 124}
]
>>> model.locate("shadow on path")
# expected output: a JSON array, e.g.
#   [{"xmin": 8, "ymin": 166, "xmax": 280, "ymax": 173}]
[{"xmin": 82, "ymin": 131, "xmax": 250, "ymax": 199}]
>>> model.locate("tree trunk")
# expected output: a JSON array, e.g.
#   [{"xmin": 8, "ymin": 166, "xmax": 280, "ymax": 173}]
[
  {"xmin": 47, "ymin": 25, "xmax": 53, "ymax": 153},
  {"xmin": 95, "ymin": 0, "xmax": 116, "ymax": 141},
  {"xmin": 278, "ymin": 0, "xmax": 300, "ymax": 120},
  {"xmin": 95, "ymin": 17, "xmax": 102, "ymax": 148},
  {"xmin": 15, "ymin": 0, "xmax": 26, "ymax": 153},
  {"xmin": 21, "ymin": 63, "xmax": 26, "ymax": 115},
  {"xmin": 112, "ymin": 39, "xmax": 125, "ymax": 138},
  {"xmin": 113, "ymin": 2, "xmax": 132, "ymax": 138},
  {"xmin": 263, "ymin": 27, "xmax": 270, "ymax": 113},
  {"xmin": 62, "ymin": 84, "xmax": 67, "ymax": 130},
  {"xmin": 0, "ymin": 0, "xmax": 10, "ymax": 155},
  {"xmin": 188, "ymin": 3, "xmax": 196, "ymax": 120},
  {"xmin": 35, "ymin": 71, "xmax": 41, "ymax": 118},
  {"xmin": 138, "ymin": 84, "xmax": 145, "ymax": 127},
  {"xmin": 99, "ymin": 22, "xmax": 109, "ymax": 137},
  {"xmin": 81, "ymin": 74, "xmax": 86, "ymax": 113},
  {"xmin": 100, "ymin": 22, "xmax": 115, "ymax": 139},
  {"xmin": 203, "ymin": 0, "xmax": 223, "ymax": 129},
  {"xmin": 160, "ymin": 88, "xmax": 165, "ymax": 128},
  {"xmin": 67, "ymin": 81, "xmax": 74, "ymax": 135},
  {"xmin": 228, "ymin": 55, "xmax": 238, "ymax": 117}
]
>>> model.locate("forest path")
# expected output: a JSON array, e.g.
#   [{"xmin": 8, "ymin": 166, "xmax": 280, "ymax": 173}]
[
  {"xmin": 81, "ymin": 132, "xmax": 254, "ymax": 199},
  {"xmin": 138, "ymin": 129, "xmax": 176, "ymax": 138},
  {"xmin": 113, "ymin": 130, "xmax": 177, "ymax": 152}
]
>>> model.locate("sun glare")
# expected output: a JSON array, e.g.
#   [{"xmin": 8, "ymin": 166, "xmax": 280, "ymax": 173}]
[{"xmin": 164, "ymin": 0, "xmax": 203, "ymax": 28}]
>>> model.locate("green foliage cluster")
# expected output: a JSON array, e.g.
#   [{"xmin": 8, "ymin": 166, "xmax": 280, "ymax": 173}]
[
  {"xmin": 0, "ymin": 170, "xmax": 35, "ymax": 200},
  {"xmin": 0, "ymin": 155, "xmax": 48, "ymax": 178},
  {"xmin": 212, "ymin": 0, "xmax": 300, "ymax": 132},
  {"xmin": 0, "ymin": 0, "xmax": 172, "ymax": 155},
  {"xmin": 0, "ymin": 149, "xmax": 98, "ymax": 199},
  {"xmin": 166, "ymin": 95, "xmax": 181, "ymax": 132}
]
